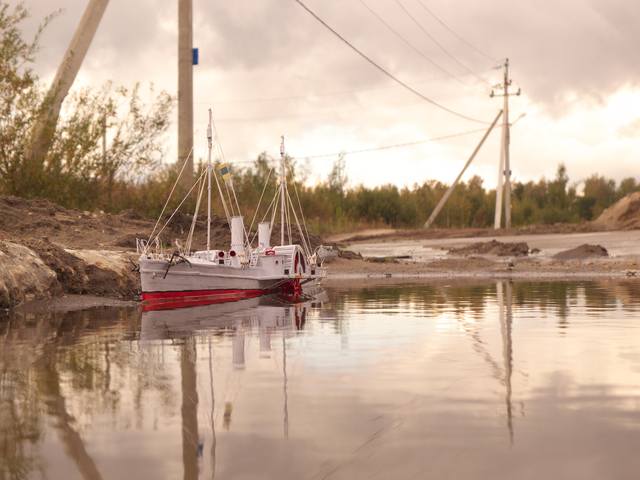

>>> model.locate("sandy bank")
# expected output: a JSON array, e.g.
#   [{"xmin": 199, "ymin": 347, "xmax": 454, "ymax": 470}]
[
  {"xmin": 0, "ymin": 239, "xmax": 139, "ymax": 309},
  {"xmin": 2, "ymin": 194, "xmax": 640, "ymax": 310},
  {"xmin": 3, "ymin": 234, "xmax": 639, "ymax": 310}
]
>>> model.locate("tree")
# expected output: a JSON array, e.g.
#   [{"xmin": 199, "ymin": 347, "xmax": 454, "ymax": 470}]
[
  {"xmin": 0, "ymin": 2, "xmax": 51, "ymax": 194},
  {"xmin": 0, "ymin": 2, "xmax": 173, "ymax": 210},
  {"xmin": 617, "ymin": 177, "xmax": 638, "ymax": 200},
  {"xmin": 583, "ymin": 174, "xmax": 617, "ymax": 219},
  {"xmin": 327, "ymin": 154, "xmax": 347, "ymax": 194}
]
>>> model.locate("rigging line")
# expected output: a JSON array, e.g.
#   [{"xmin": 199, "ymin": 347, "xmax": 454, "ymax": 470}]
[
  {"xmin": 292, "ymin": 179, "xmax": 313, "ymax": 256},
  {"xmin": 291, "ymin": 0, "xmax": 489, "ymax": 125},
  {"xmin": 269, "ymin": 186, "xmax": 280, "ymax": 232},
  {"xmin": 414, "ymin": 0, "xmax": 498, "ymax": 63},
  {"xmin": 211, "ymin": 115, "xmax": 239, "ymax": 216},
  {"xmin": 286, "ymin": 188, "xmax": 312, "ymax": 258},
  {"xmin": 247, "ymin": 167, "xmax": 275, "ymax": 244},
  {"xmin": 144, "ymin": 146, "xmax": 193, "ymax": 252},
  {"xmin": 282, "ymin": 178, "xmax": 293, "ymax": 245},
  {"xmin": 150, "ymin": 168, "xmax": 208, "ymax": 245},
  {"xmin": 357, "ymin": 0, "xmax": 467, "ymax": 87},
  {"xmin": 298, "ymin": 127, "xmax": 486, "ymax": 159},
  {"xmin": 186, "ymin": 172, "xmax": 207, "ymax": 252},
  {"xmin": 392, "ymin": 0, "xmax": 490, "ymax": 86},
  {"xmin": 251, "ymin": 188, "xmax": 279, "ymax": 246}
]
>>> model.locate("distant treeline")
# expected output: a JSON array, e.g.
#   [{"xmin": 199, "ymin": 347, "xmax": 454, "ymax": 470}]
[{"xmin": 217, "ymin": 159, "xmax": 639, "ymax": 234}]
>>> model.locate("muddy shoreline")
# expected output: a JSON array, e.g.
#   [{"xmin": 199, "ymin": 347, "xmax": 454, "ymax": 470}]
[
  {"xmin": 2, "ymin": 237, "xmax": 638, "ymax": 311},
  {"xmin": 1, "ymin": 195, "xmax": 639, "ymax": 311}
]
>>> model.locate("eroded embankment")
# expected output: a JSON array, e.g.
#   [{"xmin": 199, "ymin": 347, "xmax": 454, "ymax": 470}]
[{"xmin": 0, "ymin": 239, "xmax": 139, "ymax": 309}]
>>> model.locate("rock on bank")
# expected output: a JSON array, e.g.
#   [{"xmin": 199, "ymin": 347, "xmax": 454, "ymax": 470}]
[{"xmin": 0, "ymin": 239, "xmax": 139, "ymax": 309}]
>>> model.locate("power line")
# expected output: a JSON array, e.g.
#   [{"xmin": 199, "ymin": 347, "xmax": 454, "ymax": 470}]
[
  {"xmin": 291, "ymin": 0, "xmax": 489, "ymax": 125},
  {"xmin": 184, "ymin": 68, "xmax": 498, "ymax": 106},
  {"xmin": 392, "ymin": 0, "xmax": 490, "ymax": 86},
  {"xmin": 414, "ymin": 0, "xmax": 498, "ymax": 63},
  {"xmin": 297, "ymin": 128, "xmax": 487, "ymax": 159},
  {"xmin": 357, "ymin": 0, "xmax": 466, "ymax": 86},
  {"xmin": 193, "ymin": 93, "xmax": 463, "ymax": 123}
]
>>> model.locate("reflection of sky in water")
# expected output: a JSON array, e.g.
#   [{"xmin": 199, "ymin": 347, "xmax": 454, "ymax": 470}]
[{"xmin": 2, "ymin": 280, "xmax": 640, "ymax": 479}]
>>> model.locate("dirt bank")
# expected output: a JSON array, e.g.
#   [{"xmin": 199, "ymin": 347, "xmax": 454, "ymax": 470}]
[
  {"xmin": 0, "ymin": 195, "xmax": 220, "ymax": 250},
  {"xmin": 0, "ymin": 195, "xmax": 322, "ymax": 309},
  {"xmin": 0, "ymin": 195, "xmax": 318, "ymax": 251},
  {"xmin": 0, "ymin": 239, "xmax": 139, "ymax": 309},
  {"xmin": 594, "ymin": 192, "xmax": 640, "ymax": 230},
  {"xmin": 2, "ymin": 195, "xmax": 639, "ymax": 310}
]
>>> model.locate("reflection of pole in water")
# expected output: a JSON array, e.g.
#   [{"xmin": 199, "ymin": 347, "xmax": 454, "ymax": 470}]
[
  {"xmin": 208, "ymin": 338, "xmax": 216, "ymax": 480},
  {"xmin": 37, "ymin": 355, "xmax": 105, "ymax": 480},
  {"xmin": 498, "ymin": 281, "xmax": 514, "ymax": 445},
  {"xmin": 282, "ymin": 321, "xmax": 289, "ymax": 439},
  {"xmin": 181, "ymin": 337, "xmax": 199, "ymax": 480}
]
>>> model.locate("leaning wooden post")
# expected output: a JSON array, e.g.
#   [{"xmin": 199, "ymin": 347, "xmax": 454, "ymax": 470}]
[{"xmin": 424, "ymin": 109, "xmax": 503, "ymax": 228}]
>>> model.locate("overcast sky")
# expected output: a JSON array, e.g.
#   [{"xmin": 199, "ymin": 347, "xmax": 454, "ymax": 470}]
[{"xmin": 20, "ymin": 0, "xmax": 640, "ymax": 188}]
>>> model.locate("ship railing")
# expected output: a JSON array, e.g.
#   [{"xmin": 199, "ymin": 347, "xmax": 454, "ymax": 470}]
[{"xmin": 136, "ymin": 238, "xmax": 162, "ymax": 256}]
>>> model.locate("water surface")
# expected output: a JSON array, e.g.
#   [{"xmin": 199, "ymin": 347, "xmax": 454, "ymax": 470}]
[{"xmin": 2, "ymin": 280, "xmax": 640, "ymax": 479}]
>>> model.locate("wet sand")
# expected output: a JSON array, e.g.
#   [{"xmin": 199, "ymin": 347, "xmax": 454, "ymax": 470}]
[{"xmin": 325, "ymin": 229, "xmax": 640, "ymax": 280}]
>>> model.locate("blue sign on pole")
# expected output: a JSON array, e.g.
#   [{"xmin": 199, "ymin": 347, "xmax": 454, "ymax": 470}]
[{"xmin": 192, "ymin": 47, "xmax": 199, "ymax": 65}]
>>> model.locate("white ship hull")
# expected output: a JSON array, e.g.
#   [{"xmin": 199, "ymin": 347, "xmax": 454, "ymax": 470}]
[{"xmin": 139, "ymin": 245, "xmax": 323, "ymax": 310}]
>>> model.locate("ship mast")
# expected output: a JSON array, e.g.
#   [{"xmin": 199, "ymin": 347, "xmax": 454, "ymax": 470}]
[
  {"xmin": 280, "ymin": 136, "xmax": 286, "ymax": 246},
  {"xmin": 207, "ymin": 109, "xmax": 213, "ymax": 253}
]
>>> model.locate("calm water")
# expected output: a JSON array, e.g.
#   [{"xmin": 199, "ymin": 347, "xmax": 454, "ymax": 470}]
[{"xmin": 2, "ymin": 280, "xmax": 640, "ymax": 480}]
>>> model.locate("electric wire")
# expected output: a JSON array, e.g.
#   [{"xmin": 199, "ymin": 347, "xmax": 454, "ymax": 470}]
[
  {"xmin": 184, "ymin": 67, "xmax": 498, "ymax": 107},
  {"xmin": 291, "ymin": 0, "xmax": 489, "ymax": 125},
  {"xmin": 298, "ymin": 127, "xmax": 487, "ymax": 159},
  {"xmin": 392, "ymin": 0, "xmax": 490, "ymax": 86},
  {"xmin": 414, "ymin": 0, "xmax": 498, "ymax": 63},
  {"xmin": 197, "ymin": 95, "xmax": 452, "ymax": 123},
  {"xmin": 357, "ymin": 0, "xmax": 467, "ymax": 86}
]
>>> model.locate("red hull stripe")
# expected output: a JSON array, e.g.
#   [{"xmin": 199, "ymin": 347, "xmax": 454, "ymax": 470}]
[
  {"xmin": 142, "ymin": 288, "xmax": 270, "ymax": 302},
  {"xmin": 142, "ymin": 292, "xmax": 267, "ymax": 312}
]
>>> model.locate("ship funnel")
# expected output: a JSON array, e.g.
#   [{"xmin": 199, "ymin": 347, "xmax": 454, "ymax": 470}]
[
  {"xmin": 258, "ymin": 222, "xmax": 271, "ymax": 248},
  {"xmin": 231, "ymin": 216, "xmax": 244, "ymax": 252}
]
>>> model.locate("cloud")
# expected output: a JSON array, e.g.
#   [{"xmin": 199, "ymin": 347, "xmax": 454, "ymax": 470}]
[
  {"xmin": 618, "ymin": 118, "xmax": 640, "ymax": 138},
  {"xmin": 17, "ymin": 0, "xmax": 640, "ymax": 188}
]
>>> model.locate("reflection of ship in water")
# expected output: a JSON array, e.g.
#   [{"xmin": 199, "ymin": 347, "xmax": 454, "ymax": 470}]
[
  {"xmin": 140, "ymin": 293, "xmax": 323, "ymax": 341},
  {"xmin": 142, "ymin": 292, "xmax": 325, "ymax": 479}
]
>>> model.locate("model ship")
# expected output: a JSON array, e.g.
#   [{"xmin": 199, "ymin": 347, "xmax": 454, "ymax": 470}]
[{"xmin": 137, "ymin": 109, "xmax": 325, "ymax": 310}]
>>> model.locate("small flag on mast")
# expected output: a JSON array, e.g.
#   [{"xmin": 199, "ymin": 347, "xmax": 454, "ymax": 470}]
[{"xmin": 218, "ymin": 163, "xmax": 231, "ymax": 183}]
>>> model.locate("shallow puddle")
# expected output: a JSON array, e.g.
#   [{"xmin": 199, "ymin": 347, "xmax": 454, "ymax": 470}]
[{"xmin": 2, "ymin": 280, "xmax": 640, "ymax": 479}]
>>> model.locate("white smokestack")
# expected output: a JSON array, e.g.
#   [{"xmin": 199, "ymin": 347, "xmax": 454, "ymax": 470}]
[
  {"xmin": 258, "ymin": 222, "xmax": 271, "ymax": 249},
  {"xmin": 230, "ymin": 216, "xmax": 244, "ymax": 252}
]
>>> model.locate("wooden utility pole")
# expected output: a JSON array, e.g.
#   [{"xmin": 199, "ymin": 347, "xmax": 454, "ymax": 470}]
[
  {"xmin": 424, "ymin": 110, "xmax": 503, "ymax": 228},
  {"xmin": 491, "ymin": 58, "xmax": 520, "ymax": 229},
  {"xmin": 25, "ymin": 0, "xmax": 109, "ymax": 169},
  {"xmin": 178, "ymin": 0, "xmax": 194, "ymax": 188}
]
